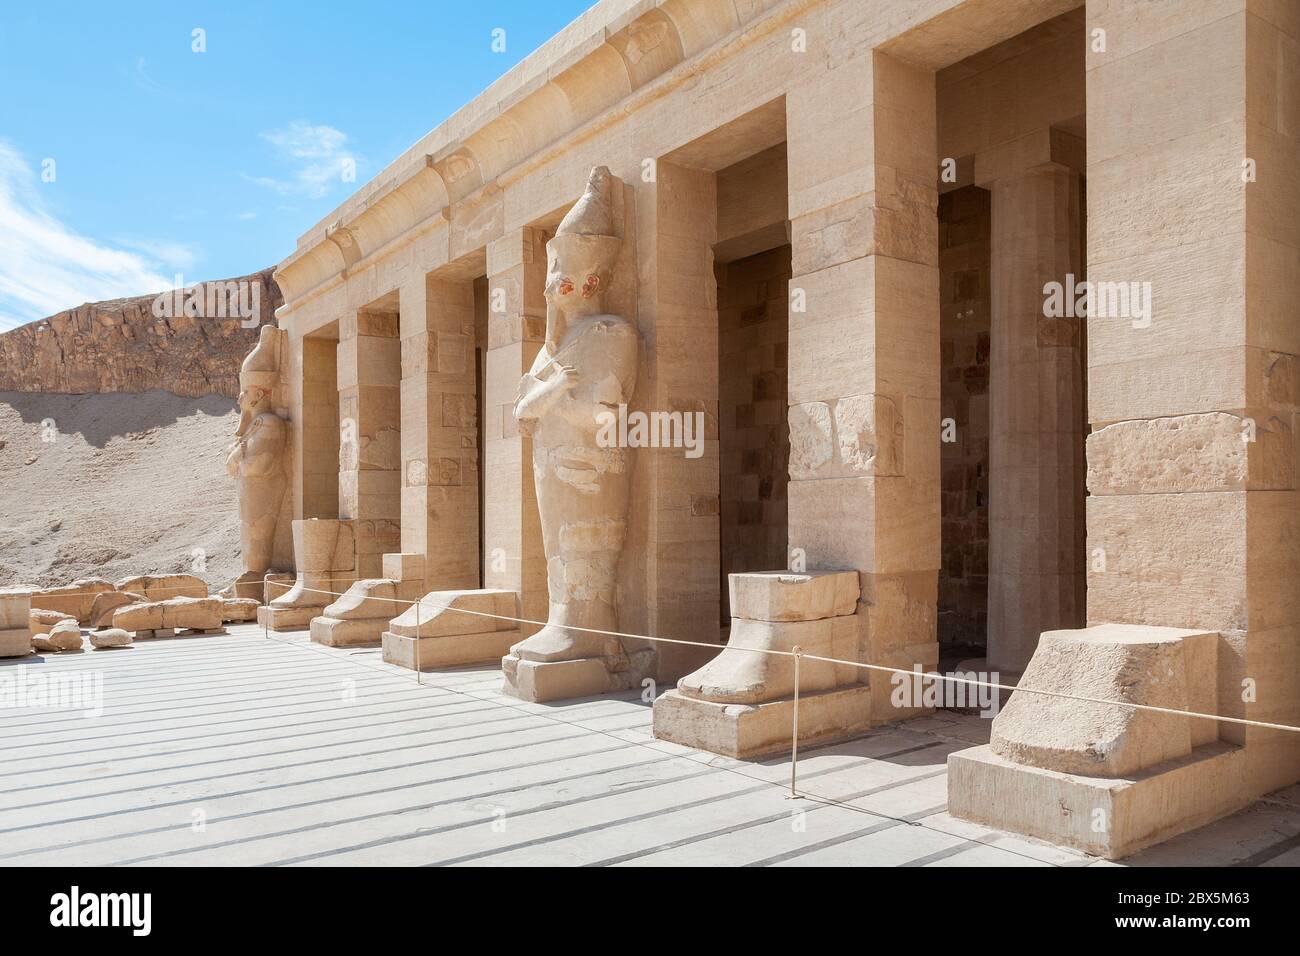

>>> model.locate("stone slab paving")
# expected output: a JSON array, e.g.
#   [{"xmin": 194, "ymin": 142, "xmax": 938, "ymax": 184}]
[{"xmin": 1, "ymin": 624, "xmax": 1295, "ymax": 867}]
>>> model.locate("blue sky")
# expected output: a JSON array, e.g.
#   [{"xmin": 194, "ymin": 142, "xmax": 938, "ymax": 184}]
[{"xmin": 0, "ymin": 0, "xmax": 593, "ymax": 330}]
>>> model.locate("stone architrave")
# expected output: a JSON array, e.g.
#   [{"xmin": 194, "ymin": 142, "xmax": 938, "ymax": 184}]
[
  {"xmin": 653, "ymin": 571, "xmax": 871, "ymax": 758},
  {"xmin": 227, "ymin": 325, "xmax": 290, "ymax": 600},
  {"xmin": 500, "ymin": 166, "xmax": 649, "ymax": 702}
]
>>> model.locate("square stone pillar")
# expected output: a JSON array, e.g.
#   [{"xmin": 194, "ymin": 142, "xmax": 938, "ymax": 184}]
[
  {"xmin": 398, "ymin": 274, "xmax": 480, "ymax": 591},
  {"xmin": 483, "ymin": 227, "xmax": 548, "ymax": 635},
  {"xmin": 1081, "ymin": 0, "xmax": 1299, "ymax": 800},
  {"xmin": 984, "ymin": 161, "xmax": 1086, "ymax": 673},
  {"xmin": 639, "ymin": 160, "xmax": 722, "ymax": 679},
  {"xmin": 336, "ymin": 309, "xmax": 402, "ymax": 579},
  {"xmin": 786, "ymin": 51, "xmax": 941, "ymax": 722}
]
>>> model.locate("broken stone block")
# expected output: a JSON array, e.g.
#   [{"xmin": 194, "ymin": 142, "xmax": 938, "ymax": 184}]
[
  {"xmin": 48, "ymin": 620, "xmax": 84, "ymax": 652},
  {"xmin": 30, "ymin": 578, "xmax": 115, "ymax": 624},
  {"xmin": 311, "ymin": 579, "xmax": 406, "ymax": 647},
  {"xmin": 0, "ymin": 627, "xmax": 31, "ymax": 658},
  {"xmin": 114, "ymin": 596, "xmax": 224, "ymax": 634},
  {"xmin": 220, "ymin": 598, "xmax": 260, "ymax": 623},
  {"xmin": 90, "ymin": 628, "xmax": 133, "ymax": 649},
  {"xmin": 114, "ymin": 574, "xmax": 209, "ymax": 601},
  {"xmin": 727, "ymin": 570, "xmax": 859, "ymax": 622},
  {"xmin": 29, "ymin": 608, "xmax": 76, "ymax": 637},
  {"xmin": 89, "ymin": 591, "xmax": 146, "ymax": 629},
  {"xmin": 0, "ymin": 588, "xmax": 31, "ymax": 631},
  {"xmin": 31, "ymin": 633, "xmax": 56, "ymax": 653}
]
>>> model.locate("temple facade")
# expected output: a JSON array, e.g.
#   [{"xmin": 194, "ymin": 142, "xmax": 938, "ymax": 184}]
[{"xmin": 250, "ymin": 0, "xmax": 1299, "ymax": 858}]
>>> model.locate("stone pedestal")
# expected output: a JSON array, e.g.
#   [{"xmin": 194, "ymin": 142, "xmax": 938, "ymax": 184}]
[
  {"xmin": 947, "ymin": 624, "xmax": 1240, "ymax": 858},
  {"xmin": 312, "ymin": 554, "xmax": 424, "ymax": 648},
  {"xmin": 382, "ymin": 589, "xmax": 522, "ymax": 671},
  {"xmin": 653, "ymin": 571, "xmax": 871, "ymax": 758},
  {"xmin": 261, "ymin": 519, "xmax": 355, "ymax": 632}
]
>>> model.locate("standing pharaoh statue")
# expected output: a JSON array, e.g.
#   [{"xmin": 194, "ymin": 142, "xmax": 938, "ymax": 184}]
[
  {"xmin": 502, "ymin": 166, "xmax": 645, "ymax": 701},
  {"xmin": 227, "ymin": 325, "xmax": 288, "ymax": 600}
]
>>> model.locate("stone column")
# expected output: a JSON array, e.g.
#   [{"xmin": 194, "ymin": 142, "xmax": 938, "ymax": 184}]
[
  {"xmin": 985, "ymin": 162, "xmax": 1085, "ymax": 674},
  {"xmin": 785, "ymin": 50, "xmax": 941, "ymax": 723},
  {"xmin": 1081, "ymin": 0, "xmax": 1299, "ymax": 799},
  {"xmin": 483, "ymin": 227, "xmax": 548, "ymax": 635},
  {"xmin": 640, "ymin": 159, "xmax": 721, "ymax": 679},
  {"xmin": 337, "ymin": 309, "xmax": 402, "ymax": 579},
  {"xmin": 398, "ymin": 274, "xmax": 479, "ymax": 591}
]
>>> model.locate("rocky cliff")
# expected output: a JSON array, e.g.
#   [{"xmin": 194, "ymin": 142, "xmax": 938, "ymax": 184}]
[{"xmin": 0, "ymin": 270, "xmax": 281, "ymax": 399}]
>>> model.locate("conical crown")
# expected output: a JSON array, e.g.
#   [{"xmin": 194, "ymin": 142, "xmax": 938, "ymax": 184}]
[{"xmin": 556, "ymin": 166, "xmax": 616, "ymax": 238}]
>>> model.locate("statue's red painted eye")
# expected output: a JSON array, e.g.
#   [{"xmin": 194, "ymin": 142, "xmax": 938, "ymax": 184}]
[
  {"xmin": 582, "ymin": 275, "xmax": 600, "ymax": 297},
  {"xmin": 558, "ymin": 277, "xmax": 574, "ymax": 295}
]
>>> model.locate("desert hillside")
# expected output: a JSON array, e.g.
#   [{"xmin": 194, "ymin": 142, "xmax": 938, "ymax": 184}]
[
  {"xmin": 0, "ymin": 270, "xmax": 281, "ymax": 399},
  {"xmin": 0, "ymin": 390, "xmax": 242, "ymax": 589}
]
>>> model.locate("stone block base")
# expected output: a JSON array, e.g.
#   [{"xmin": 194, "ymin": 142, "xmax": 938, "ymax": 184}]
[
  {"xmin": 1, "ymin": 627, "xmax": 31, "ymax": 658},
  {"xmin": 652, "ymin": 684, "xmax": 873, "ymax": 759},
  {"xmin": 257, "ymin": 604, "xmax": 324, "ymax": 632},
  {"xmin": 383, "ymin": 628, "xmax": 522, "ymax": 671},
  {"xmin": 947, "ymin": 742, "xmax": 1248, "ymax": 859},
  {"xmin": 501, "ymin": 653, "xmax": 639, "ymax": 703},
  {"xmin": 311, "ymin": 616, "xmax": 387, "ymax": 648}
]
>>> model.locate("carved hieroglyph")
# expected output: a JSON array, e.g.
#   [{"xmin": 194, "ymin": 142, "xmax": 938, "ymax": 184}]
[
  {"xmin": 503, "ymin": 166, "xmax": 640, "ymax": 698},
  {"xmin": 227, "ymin": 325, "xmax": 288, "ymax": 596}
]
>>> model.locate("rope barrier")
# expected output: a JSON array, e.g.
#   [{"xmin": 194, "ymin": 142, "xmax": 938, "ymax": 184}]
[{"xmin": 15, "ymin": 579, "xmax": 1300, "ymax": 735}]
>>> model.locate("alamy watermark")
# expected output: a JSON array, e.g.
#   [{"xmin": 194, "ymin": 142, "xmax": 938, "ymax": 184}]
[
  {"xmin": 595, "ymin": 404, "xmax": 705, "ymax": 459},
  {"xmin": 151, "ymin": 273, "xmax": 262, "ymax": 328},
  {"xmin": 1043, "ymin": 272, "xmax": 1152, "ymax": 329},
  {"xmin": 0, "ymin": 666, "xmax": 103, "ymax": 717},
  {"xmin": 889, "ymin": 665, "xmax": 1001, "ymax": 718}
]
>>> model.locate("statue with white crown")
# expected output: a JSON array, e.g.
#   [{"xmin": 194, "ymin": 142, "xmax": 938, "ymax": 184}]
[
  {"xmin": 502, "ymin": 166, "xmax": 647, "ymax": 701},
  {"xmin": 226, "ymin": 325, "xmax": 289, "ymax": 600}
]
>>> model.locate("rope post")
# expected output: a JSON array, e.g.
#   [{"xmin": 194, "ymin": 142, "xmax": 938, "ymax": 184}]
[
  {"xmin": 416, "ymin": 596, "xmax": 423, "ymax": 686},
  {"xmin": 788, "ymin": 645, "xmax": 802, "ymax": 800}
]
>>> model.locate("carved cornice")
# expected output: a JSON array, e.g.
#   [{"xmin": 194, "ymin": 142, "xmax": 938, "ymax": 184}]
[{"xmin": 274, "ymin": 0, "xmax": 789, "ymax": 308}]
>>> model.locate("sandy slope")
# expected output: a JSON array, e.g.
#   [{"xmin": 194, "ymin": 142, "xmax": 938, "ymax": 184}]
[{"xmin": 0, "ymin": 390, "xmax": 242, "ymax": 589}]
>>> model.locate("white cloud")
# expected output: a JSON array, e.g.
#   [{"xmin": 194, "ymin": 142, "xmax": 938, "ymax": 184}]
[
  {"xmin": 236, "ymin": 211, "xmax": 257, "ymax": 221},
  {"xmin": 248, "ymin": 121, "xmax": 358, "ymax": 199},
  {"xmin": 0, "ymin": 140, "xmax": 178, "ymax": 331}
]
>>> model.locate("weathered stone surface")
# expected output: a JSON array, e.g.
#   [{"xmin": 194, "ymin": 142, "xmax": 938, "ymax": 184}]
[
  {"xmin": 29, "ymin": 608, "xmax": 75, "ymax": 637},
  {"xmin": 0, "ymin": 627, "xmax": 30, "ymax": 658},
  {"xmin": 90, "ymin": 591, "xmax": 145, "ymax": 629},
  {"xmin": 990, "ymin": 624, "xmax": 1217, "ymax": 778},
  {"xmin": 388, "ymin": 589, "xmax": 517, "ymax": 639},
  {"xmin": 48, "ymin": 620, "xmax": 84, "ymax": 652},
  {"xmin": 0, "ymin": 270, "xmax": 280, "ymax": 399},
  {"xmin": 89, "ymin": 628, "xmax": 133, "ymax": 649},
  {"xmin": 727, "ymin": 570, "xmax": 859, "ymax": 622},
  {"xmin": 220, "ymin": 598, "xmax": 260, "ymax": 623},
  {"xmin": 0, "ymin": 588, "xmax": 31, "ymax": 630},
  {"xmin": 1087, "ymin": 413, "xmax": 1251, "ymax": 494},
  {"xmin": 29, "ymin": 578, "xmax": 115, "ymax": 623},
  {"xmin": 31, "ymin": 633, "xmax": 56, "ymax": 653},
  {"xmin": 114, "ymin": 596, "xmax": 223, "ymax": 632},
  {"xmin": 114, "ymin": 574, "xmax": 208, "ymax": 602}
]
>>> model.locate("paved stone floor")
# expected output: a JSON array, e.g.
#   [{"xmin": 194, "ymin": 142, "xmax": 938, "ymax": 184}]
[{"xmin": 1, "ymin": 624, "xmax": 1296, "ymax": 867}]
